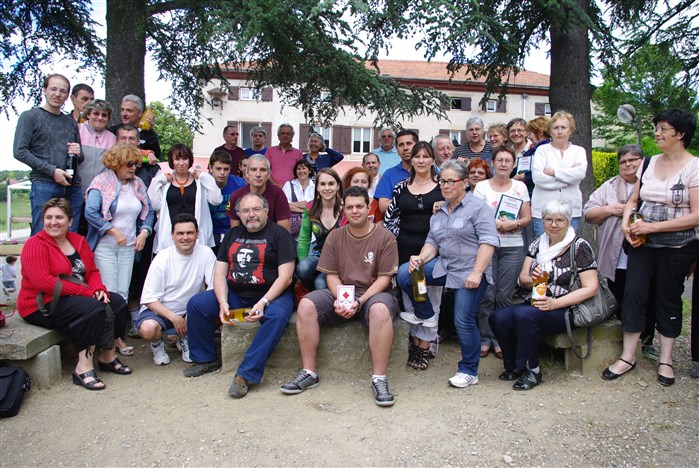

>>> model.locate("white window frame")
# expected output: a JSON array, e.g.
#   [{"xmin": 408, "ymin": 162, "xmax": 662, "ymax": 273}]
[
  {"xmin": 544, "ymin": 103, "xmax": 552, "ymax": 115},
  {"xmin": 486, "ymin": 99, "xmax": 497, "ymax": 112},
  {"xmin": 312, "ymin": 126, "xmax": 331, "ymax": 148},
  {"xmin": 240, "ymin": 87, "xmax": 260, "ymax": 101},
  {"xmin": 450, "ymin": 131, "xmax": 462, "ymax": 145},
  {"xmin": 352, "ymin": 127, "xmax": 372, "ymax": 153}
]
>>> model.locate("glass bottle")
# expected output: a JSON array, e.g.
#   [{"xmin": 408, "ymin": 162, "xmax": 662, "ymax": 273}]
[
  {"xmin": 224, "ymin": 308, "xmax": 251, "ymax": 322},
  {"xmin": 411, "ymin": 265, "xmax": 428, "ymax": 302},
  {"xmin": 629, "ymin": 208, "xmax": 646, "ymax": 244},
  {"xmin": 531, "ymin": 270, "xmax": 550, "ymax": 305}
]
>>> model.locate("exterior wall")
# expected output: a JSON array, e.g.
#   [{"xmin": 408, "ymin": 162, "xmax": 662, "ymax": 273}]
[{"xmin": 194, "ymin": 78, "xmax": 550, "ymax": 159}]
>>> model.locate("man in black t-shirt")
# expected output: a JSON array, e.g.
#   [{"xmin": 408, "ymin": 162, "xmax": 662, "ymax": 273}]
[{"xmin": 184, "ymin": 193, "xmax": 296, "ymax": 398}]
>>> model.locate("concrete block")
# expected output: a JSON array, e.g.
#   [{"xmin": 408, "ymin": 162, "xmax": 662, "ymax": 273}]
[
  {"xmin": 6, "ymin": 344, "xmax": 62, "ymax": 389},
  {"xmin": 221, "ymin": 313, "xmax": 410, "ymax": 374},
  {"xmin": 0, "ymin": 313, "xmax": 66, "ymax": 360}
]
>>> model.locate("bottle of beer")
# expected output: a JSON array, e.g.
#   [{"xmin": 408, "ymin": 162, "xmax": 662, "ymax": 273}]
[
  {"xmin": 65, "ymin": 150, "xmax": 77, "ymax": 184},
  {"xmin": 224, "ymin": 308, "xmax": 251, "ymax": 322},
  {"xmin": 531, "ymin": 270, "xmax": 550, "ymax": 305},
  {"xmin": 411, "ymin": 265, "xmax": 428, "ymax": 302},
  {"xmin": 77, "ymin": 111, "xmax": 87, "ymax": 124},
  {"xmin": 629, "ymin": 208, "xmax": 646, "ymax": 244},
  {"xmin": 138, "ymin": 107, "xmax": 154, "ymax": 131}
]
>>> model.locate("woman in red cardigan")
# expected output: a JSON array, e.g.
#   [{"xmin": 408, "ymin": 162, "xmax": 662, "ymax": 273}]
[{"xmin": 19, "ymin": 198, "xmax": 132, "ymax": 390}]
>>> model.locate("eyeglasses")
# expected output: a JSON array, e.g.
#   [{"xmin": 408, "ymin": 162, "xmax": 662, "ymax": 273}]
[
  {"xmin": 239, "ymin": 207, "xmax": 264, "ymax": 215},
  {"xmin": 619, "ymin": 157, "xmax": 642, "ymax": 166},
  {"xmin": 91, "ymin": 112, "xmax": 110, "ymax": 118},
  {"xmin": 543, "ymin": 217, "xmax": 568, "ymax": 226},
  {"xmin": 125, "ymin": 161, "xmax": 139, "ymax": 168},
  {"xmin": 654, "ymin": 125, "xmax": 675, "ymax": 133},
  {"xmin": 438, "ymin": 178, "xmax": 464, "ymax": 186}
]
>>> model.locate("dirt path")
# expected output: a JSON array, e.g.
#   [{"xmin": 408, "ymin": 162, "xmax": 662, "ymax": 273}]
[{"xmin": 1, "ymin": 329, "xmax": 697, "ymax": 467}]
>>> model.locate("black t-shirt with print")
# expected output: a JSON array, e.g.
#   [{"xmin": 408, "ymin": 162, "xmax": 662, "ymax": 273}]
[{"xmin": 218, "ymin": 222, "xmax": 296, "ymax": 300}]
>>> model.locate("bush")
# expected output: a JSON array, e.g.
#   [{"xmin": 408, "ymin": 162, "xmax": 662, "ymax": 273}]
[{"xmin": 591, "ymin": 150, "xmax": 617, "ymax": 189}]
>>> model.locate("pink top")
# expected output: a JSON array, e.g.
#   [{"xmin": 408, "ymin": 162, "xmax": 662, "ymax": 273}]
[{"xmin": 266, "ymin": 145, "xmax": 302, "ymax": 186}]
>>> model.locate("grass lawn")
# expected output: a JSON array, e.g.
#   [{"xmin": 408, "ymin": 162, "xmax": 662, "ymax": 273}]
[{"xmin": 0, "ymin": 196, "xmax": 32, "ymax": 234}]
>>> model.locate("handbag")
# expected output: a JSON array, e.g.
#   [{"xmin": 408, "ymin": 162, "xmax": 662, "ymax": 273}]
[
  {"xmin": 564, "ymin": 238, "xmax": 619, "ymax": 359},
  {"xmin": 0, "ymin": 366, "xmax": 31, "ymax": 418}
]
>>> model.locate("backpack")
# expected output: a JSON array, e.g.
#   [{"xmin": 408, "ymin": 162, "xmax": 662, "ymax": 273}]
[{"xmin": 0, "ymin": 366, "xmax": 31, "ymax": 418}]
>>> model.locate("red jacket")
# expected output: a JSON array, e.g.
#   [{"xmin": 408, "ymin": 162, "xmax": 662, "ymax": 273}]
[{"xmin": 18, "ymin": 231, "xmax": 107, "ymax": 318}]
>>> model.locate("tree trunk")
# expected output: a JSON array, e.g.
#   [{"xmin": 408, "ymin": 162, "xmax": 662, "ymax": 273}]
[
  {"xmin": 549, "ymin": 0, "xmax": 596, "ymax": 245},
  {"xmin": 105, "ymin": 0, "xmax": 148, "ymax": 125}
]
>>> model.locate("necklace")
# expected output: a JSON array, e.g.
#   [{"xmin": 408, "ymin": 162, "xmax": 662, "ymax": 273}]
[
  {"xmin": 175, "ymin": 174, "xmax": 189, "ymax": 196},
  {"xmin": 414, "ymin": 177, "xmax": 432, "ymax": 186}
]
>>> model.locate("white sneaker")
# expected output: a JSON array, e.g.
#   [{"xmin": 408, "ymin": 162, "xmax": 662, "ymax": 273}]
[
  {"xmin": 399, "ymin": 311, "xmax": 438, "ymax": 328},
  {"xmin": 449, "ymin": 372, "xmax": 479, "ymax": 388},
  {"xmin": 151, "ymin": 339, "xmax": 171, "ymax": 366},
  {"xmin": 176, "ymin": 336, "xmax": 192, "ymax": 363}
]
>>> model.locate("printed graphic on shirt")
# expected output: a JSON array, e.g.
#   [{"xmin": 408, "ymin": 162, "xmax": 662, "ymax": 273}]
[{"xmin": 228, "ymin": 242, "xmax": 266, "ymax": 285}]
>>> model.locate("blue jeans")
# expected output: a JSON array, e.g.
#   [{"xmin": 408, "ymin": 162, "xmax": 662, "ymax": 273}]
[
  {"xmin": 296, "ymin": 255, "xmax": 327, "ymax": 291},
  {"xmin": 186, "ymin": 288, "xmax": 294, "ymax": 384},
  {"xmin": 93, "ymin": 243, "xmax": 136, "ymax": 301},
  {"xmin": 531, "ymin": 216, "xmax": 580, "ymax": 239},
  {"xmin": 398, "ymin": 258, "xmax": 488, "ymax": 375},
  {"xmin": 29, "ymin": 180, "xmax": 83, "ymax": 235}
]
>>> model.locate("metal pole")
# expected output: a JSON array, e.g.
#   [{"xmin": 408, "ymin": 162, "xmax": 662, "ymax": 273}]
[{"xmin": 635, "ymin": 117, "xmax": 642, "ymax": 146}]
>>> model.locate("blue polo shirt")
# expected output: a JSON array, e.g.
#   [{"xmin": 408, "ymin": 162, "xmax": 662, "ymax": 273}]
[
  {"xmin": 371, "ymin": 146, "xmax": 400, "ymax": 175},
  {"xmin": 374, "ymin": 163, "xmax": 410, "ymax": 200}
]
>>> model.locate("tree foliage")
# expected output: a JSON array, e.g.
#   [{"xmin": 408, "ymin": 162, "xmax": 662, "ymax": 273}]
[
  {"xmin": 148, "ymin": 101, "xmax": 193, "ymax": 154},
  {"xmin": 592, "ymin": 43, "xmax": 699, "ymax": 149}
]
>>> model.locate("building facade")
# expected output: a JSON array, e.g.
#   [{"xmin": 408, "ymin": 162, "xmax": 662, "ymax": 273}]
[{"xmin": 194, "ymin": 60, "xmax": 550, "ymax": 158}]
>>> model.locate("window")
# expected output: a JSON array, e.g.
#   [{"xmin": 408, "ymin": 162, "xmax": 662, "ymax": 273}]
[
  {"xmin": 535, "ymin": 102, "xmax": 552, "ymax": 116},
  {"xmin": 486, "ymin": 100, "xmax": 497, "ymax": 112},
  {"xmin": 240, "ymin": 122, "xmax": 257, "ymax": 148},
  {"xmin": 353, "ymin": 127, "xmax": 372, "ymax": 153},
  {"xmin": 451, "ymin": 98, "xmax": 462, "ymax": 110},
  {"xmin": 240, "ymin": 87, "xmax": 260, "ymax": 101},
  {"xmin": 450, "ymin": 131, "xmax": 462, "ymax": 145},
  {"xmin": 312, "ymin": 126, "xmax": 331, "ymax": 148},
  {"xmin": 544, "ymin": 103, "xmax": 551, "ymax": 115}
]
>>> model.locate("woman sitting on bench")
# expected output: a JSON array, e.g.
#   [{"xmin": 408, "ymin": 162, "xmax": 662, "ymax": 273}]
[{"xmin": 18, "ymin": 198, "xmax": 131, "ymax": 391}]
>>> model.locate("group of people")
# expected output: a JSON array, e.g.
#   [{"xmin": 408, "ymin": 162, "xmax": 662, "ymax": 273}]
[{"xmin": 11, "ymin": 73, "xmax": 698, "ymax": 406}]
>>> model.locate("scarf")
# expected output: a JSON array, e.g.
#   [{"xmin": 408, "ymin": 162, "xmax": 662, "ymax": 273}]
[
  {"xmin": 87, "ymin": 169, "xmax": 149, "ymax": 222},
  {"xmin": 536, "ymin": 226, "xmax": 576, "ymax": 271}
]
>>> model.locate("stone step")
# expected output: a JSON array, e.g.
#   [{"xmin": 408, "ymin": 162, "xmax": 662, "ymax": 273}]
[{"xmin": 221, "ymin": 313, "xmax": 410, "ymax": 373}]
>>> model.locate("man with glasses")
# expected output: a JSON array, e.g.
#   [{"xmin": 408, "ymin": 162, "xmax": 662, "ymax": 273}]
[
  {"xmin": 371, "ymin": 127, "xmax": 400, "ymax": 175},
  {"xmin": 185, "ymin": 193, "xmax": 296, "ymax": 399},
  {"xmin": 14, "ymin": 73, "xmax": 84, "ymax": 234}
]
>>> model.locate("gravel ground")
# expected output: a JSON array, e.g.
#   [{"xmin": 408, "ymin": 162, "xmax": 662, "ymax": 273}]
[{"xmin": 1, "ymin": 323, "xmax": 697, "ymax": 467}]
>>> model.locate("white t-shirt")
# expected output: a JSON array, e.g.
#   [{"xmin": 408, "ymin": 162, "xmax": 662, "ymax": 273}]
[
  {"xmin": 140, "ymin": 244, "xmax": 216, "ymax": 316},
  {"xmin": 472, "ymin": 179, "xmax": 530, "ymax": 248}
]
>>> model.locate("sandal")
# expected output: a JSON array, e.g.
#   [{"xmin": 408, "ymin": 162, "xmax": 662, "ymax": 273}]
[
  {"xmin": 494, "ymin": 348, "xmax": 503, "ymax": 359},
  {"xmin": 406, "ymin": 342, "xmax": 420, "ymax": 369},
  {"xmin": 480, "ymin": 346, "xmax": 490, "ymax": 358},
  {"xmin": 72, "ymin": 369, "xmax": 105, "ymax": 390},
  {"xmin": 413, "ymin": 347, "xmax": 429, "ymax": 371},
  {"xmin": 658, "ymin": 362, "xmax": 675, "ymax": 386},
  {"xmin": 115, "ymin": 338, "xmax": 134, "ymax": 356},
  {"xmin": 98, "ymin": 357, "xmax": 133, "ymax": 375}
]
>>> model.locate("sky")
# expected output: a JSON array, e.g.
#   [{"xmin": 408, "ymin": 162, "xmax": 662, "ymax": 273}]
[{"xmin": 1, "ymin": 1, "xmax": 550, "ymax": 171}]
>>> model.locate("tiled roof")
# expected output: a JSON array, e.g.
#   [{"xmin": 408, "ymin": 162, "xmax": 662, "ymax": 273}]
[{"xmin": 368, "ymin": 60, "xmax": 550, "ymax": 88}]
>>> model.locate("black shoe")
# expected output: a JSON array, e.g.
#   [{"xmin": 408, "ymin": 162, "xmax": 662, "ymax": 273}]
[
  {"xmin": 182, "ymin": 358, "xmax": 221, "ymax": 377},
  {"xmin": 498, "ymin": 369, "xmax": 524, "ymax": 381},
  {"xmin": 512, "ymin": 369, "xmax": 542, "ymax": 391},
  {"xmin": 657, "ymin": 363, "xmax": 675, "ymax": 386},
  {"xmin": 602, "ymin": 358, "xmax": 636, "ymax": 380}
]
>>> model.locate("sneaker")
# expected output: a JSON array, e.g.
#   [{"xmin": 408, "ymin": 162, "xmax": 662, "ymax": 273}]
[
  {"xmin": 183, "ymin": 358, "xmax": 222, "ymax": 377},
  {"xmin": 371, "ymin": 378, "xmax": 395, "ymax": 407},
  {"xmin": 448, "ymin": 372, "xmax": 479, "ymax": 388},
  {"xmin": 641, "ymin": 345, "xmax": 659, "ymax": 362},
  {"xmin": 280, "ymin": 369, "xmax": 319, "ymax": 394},
  {"xmin": 399, "ymin": 311, "xmax": 438, "ymax": 328},
  {"xmin": 151, "ymin": 340, "xmax": 171, "ymax": 366},
  {"xmin": 176, "ymin": 336, "xmax": 192, "ymax": 363},
  {"xmin": 127, "ymin": 322, "xmax": 141, "ymax": 338},
  {"xmin": 512, "ymin": 369, "xmax": 543, "ymax": 391},
  {"xmin": 229, "ymin": 374, "xmax": 250, "ymax": 398}
]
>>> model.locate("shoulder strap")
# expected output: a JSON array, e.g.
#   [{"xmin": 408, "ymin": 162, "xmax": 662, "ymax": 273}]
[
  {"xmin": 37, "ymin": 274, "xmax": 90, "ymax": 317},
  {"xmin": 637, "ymin": 156, "xmax": 651, "ymax": 210},
  {"xmin": 564, "ymin": 236, "xmax": 593, "ymax": 359}
]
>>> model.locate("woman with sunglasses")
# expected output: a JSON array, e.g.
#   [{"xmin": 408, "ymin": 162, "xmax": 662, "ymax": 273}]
[{"xmin": 85, "ymin": 143, "xmax": 154, "ymax": 355}]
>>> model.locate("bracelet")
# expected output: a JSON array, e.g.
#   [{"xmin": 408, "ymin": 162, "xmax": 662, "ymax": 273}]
[
  {"xmin": 356, "ymin": 297, "xmax": 363, "ymax": 309},
  {"xmin": 261, "ymin": 297, "xmax": 270, "ymax": 307}
]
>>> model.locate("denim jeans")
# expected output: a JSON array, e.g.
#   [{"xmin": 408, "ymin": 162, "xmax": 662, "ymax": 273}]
[
  {"xmin": 93, "ymin": 242, "xmax": 136, "ymax": 301},
  {"xmin": 29, "ymin": 180, "xmax": 83, "ymax": 235},
  {"xmin": 531, "ymin": 216, "xmax": 580, "ymax": 238},
  {"xmin": 186, "ymin": 288, "xmax": 294, "ymax": 384},
  {"xmin": 398, "ymin": 258, "xmax": 488, "ymax": 375},
  {"xmin": 296, "ymin": 255, "xmax": 327, "ymax": 291}
]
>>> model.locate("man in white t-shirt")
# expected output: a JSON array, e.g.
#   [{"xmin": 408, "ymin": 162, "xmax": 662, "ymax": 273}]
[{"xmin": 137, "ymin": 213, "xmax": 216, "ymax": 365}]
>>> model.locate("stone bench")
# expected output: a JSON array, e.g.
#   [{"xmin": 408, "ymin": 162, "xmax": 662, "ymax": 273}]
[
  {"xmin": 542, "ymin": 319, "xmax": 623, "ymax": 375},
  {"xmin": 221, "ymin": 313, "xmax": 410, "ymax": 373},
  {"xmin": 0, "ymin": 312, "xmax": 66, "ymax": 388}
]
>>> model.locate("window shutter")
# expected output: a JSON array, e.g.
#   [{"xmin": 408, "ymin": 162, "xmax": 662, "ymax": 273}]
[
  {"xmin": 408, "ymin": 128, "xmax": 420, "ymax": 138},
  {"xmin": 439, "ymin": 128, "xmax": 450, "ymax": 136},
  {"xmin": 261, "ymin": 87, "xmax": 273, "ymax": 102},
  {"xmin": 535, "ymin": 103, "xmax": 546, "ymax": 116},
  {"xmin": 228, "ymin": 86, "xmax": 239, "ymax": 101},
  {"xmin": 334, "ymin": 125, "xmax": 352, "ymax": 154},
  {"xmin": 460, "ymin": 130, "xmax": 467, "ymax": 143},
  {"xmin": 462, "ymin": 97, "xmax": 472, "ymax": 111},
  {"xmin": 299, "ymin": 124, "xmax": 311, "ymax": 151},
  {"xmin": 226, "ymin": 120, "xmax": 239, "ymax": 131},
  {"xmin": 497, "ymin": 99, "xmax": 507, "ymax": 113},
  {"xmin": 373, "ymin": 127, "xmax": 381, "ymax": 149},
  {"xmin": 262, "ymin": 122, "xmax": 273, "ymax": 147}
]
